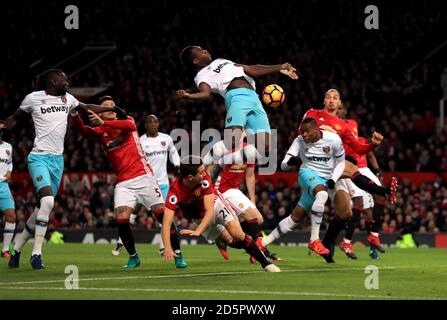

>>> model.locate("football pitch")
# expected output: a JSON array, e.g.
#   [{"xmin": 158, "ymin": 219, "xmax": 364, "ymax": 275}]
[{"xmin": 0, "ymin": 243, "xmax": 446, "ymax": 300}]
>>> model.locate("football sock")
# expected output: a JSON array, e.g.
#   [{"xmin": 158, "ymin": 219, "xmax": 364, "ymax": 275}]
[
  {"xmin": 262, "ymin": 215, "xmax": 297, "ymax": 247},
  {"xmin": 117, "ymin": 219, "xmax": 136, "ymax": 256},
  {"xmin": 309, "ymin": 191, "xmax": 328, "ymax": 242},
  {"xmin": 310, "ymin": 211, "xmax": 324, "ymax": 242},
  {"xmin": 372, "ymin": 198, "xmax": 386, "ymax": 233},
  {"xmin": 32, "ymin": 196, "xmax": 54, "ymax": 256},
  {"xmin": 229, "ymin": 234, "xmax": 270, "ymax": 268},
  {"xmin": 344, "ymin": 205, "xmax": 362, "ymax": 241},
  {"xmin": 240, "ymin": 218, "xmax": 261, "ymax": 240},
  {"xmin": 323, "ymin": 215, "xmax": 346, "ymax": 249},
  {"xmin": 14, "ymin": 207, "xmax": 38, "ymax": 252},
  {"xmin": 2, "ymin": 222, "xmax": 16, "ymax": 253},
  {"xmin": 351, "ymin": 171, "xmax": 388, "ymax": 197}
]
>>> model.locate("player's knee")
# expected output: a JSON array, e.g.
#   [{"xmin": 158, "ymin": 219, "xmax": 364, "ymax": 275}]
[
  {"xmin": 312, "ymin": 190, "xmax": 328, "ymax": 213},
  {"xmin": 38, "ymin": 186, "xmax": 53, "ymax": 199},
  {"xmin": 5, "ymin": 210, "xmax": 16, "ymax": 222},
  {"xmin": 39, "ymin": 196, "xmax": 54, "ymax": 212}
]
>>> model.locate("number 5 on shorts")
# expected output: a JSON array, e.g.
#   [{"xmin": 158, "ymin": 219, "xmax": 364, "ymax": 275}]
[{"xmin": 155, "ymin": 188, "xmax": 161, "ymax": 197}]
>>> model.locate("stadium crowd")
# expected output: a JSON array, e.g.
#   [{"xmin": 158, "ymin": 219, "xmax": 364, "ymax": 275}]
[{"xmin": 1, "ymin": 1, "xmax": 447, "ymax": 233}]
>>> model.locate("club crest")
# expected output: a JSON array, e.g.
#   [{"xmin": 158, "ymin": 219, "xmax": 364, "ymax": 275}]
[
  {"xmin": 161, "ymin": 141, "xmax": 166, "ymax": 147},
  {"xmin": 61, "ymin": 95, "xmax": 67, "ymax": 103},
  {"xmin": 323, "ymin": 146, "xmax": 330, "ymax": 154}
]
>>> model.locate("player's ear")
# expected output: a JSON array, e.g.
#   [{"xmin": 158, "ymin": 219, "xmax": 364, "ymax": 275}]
[{"xmin": 193, "ymin": 58, "xmax": 200, "ymax": 65}]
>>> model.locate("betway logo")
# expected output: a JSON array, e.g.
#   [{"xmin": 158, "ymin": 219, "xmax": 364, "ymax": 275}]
[
  {"xmin": 307, "ymin": 156, "xmax": 331, "ymax": 162},
  {"xmin": 0, "ymin": 158, "xmax": 11, "ymax": 164},
  {"xmin": 146, "ymin": 150, "xmax": 167, "ymax": 157},
  {"xmin": 41, "ymin": 105, "xmax": 69, "ymax": 114},
  {"xmin": 213, "ymin": 62, "xmax": 230, "ymax": 73}
]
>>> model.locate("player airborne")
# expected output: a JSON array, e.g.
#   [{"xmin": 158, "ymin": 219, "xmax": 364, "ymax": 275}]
[
  {"xmin": 303, "ymin": 89, "xmax": 396, "ymax": 262},
  {"xmin": 161, "ymin": 156, "xmax": 280, "ymax": 272},
  {"xmin": 259, "ymin": 117, "xmax": 345, "ymax": 256},
  {"xmin": 6, "ymin": 69, "xmax": 113, "ymax": 269},
  {"xmin": 73, "ymin": 96, "xmax": 186, "ymax": 269},
  {"xmin": 177, "ymin": 46, "xmax": 298, "ymax": 167}
]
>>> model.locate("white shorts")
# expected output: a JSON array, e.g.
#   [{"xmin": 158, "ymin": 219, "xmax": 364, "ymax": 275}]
[
  {"xmin": 194, "ymin": 193, "xmax": 238, "ymax": 242},
  {"xmin": 328, "ymin": 178, "xmax": 351, "ymax": 202},
  {"xmin": 114, "ymin": 174, "xmax": 164, "ymax": 209},
  {"xmin": 346, "ymin": 180, "xmax": 374, "ymax": 209},
  {"xmin": 221, "ymin": 189, "xmax": 256, "ymax": 218},
  {"xmin": 359, "ymin": 167, "xmax": 382, "ymax": 186}
]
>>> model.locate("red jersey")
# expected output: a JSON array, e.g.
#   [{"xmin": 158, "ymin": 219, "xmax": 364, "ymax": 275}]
[
  {"xmin": 302, "ymin": 109, "xmax": 373, "ymax": 157},
  {"xmin": 74, "ymin": 115, "xmax": 153, "ymax": 184},
  {"xmin": 165, "ymin": 173, "xmax": 216, "ymax": 220},
  {"xmin": 215, "ymin": 163, "xmax": 255, "ymax": 193},
  {"xmin": 357, "ymin": 137, "xmax": 368, "ymax": 168}
]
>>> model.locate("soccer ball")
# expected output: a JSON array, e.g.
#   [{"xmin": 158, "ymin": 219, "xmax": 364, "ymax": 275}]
[{"xmin": 262, "ymin": 84, "xmax": 285, "ymax": 107}]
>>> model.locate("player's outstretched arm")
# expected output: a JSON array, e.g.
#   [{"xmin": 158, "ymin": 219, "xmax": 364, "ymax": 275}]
[
  {"xmin": 176, "ymin": 83, "xmax": 212, "ymax": 101},
  {"xmin": 161, "ymin": 207, "xmax": 177, "ymax": 261},
  {"xmin": 180, "ymin": 194, "xmax": 215, "ymax": 237},
  {"xmin": 281, "ymin": 138, "xmax": 300, "ymax": 170},
  {"xmin": 4, "ymin": 109, "xmax": 25, "ymax": 131},
  {"xmin": 343, "ymin": 127, "xmax": 377, "ymax": 155},
  {"xmin": 235, "ymin": 63, "xmax": 299, "ymax": 79},
  {"xmin": 77, "ymin": 102, "xmax": 114, "ymax": 114},
  {"xmin": 367, "ymin": 150, "xmax": 384, "ymax": 182}
]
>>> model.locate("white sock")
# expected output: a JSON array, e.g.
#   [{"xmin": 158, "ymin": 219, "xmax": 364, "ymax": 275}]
[
  {"xmin": 370, "ymin": 232, "xmax": 379, "ymax": 237},
  {"xmin": 309, "ymin": 191, "xmax": 328, "ymax": 242},
  {"xmin": 117, "ymin": 237, "xmax": 123, "ymax": 245},
  {"xmin": 343, "ymin": 238, "xmax": 351, "ymax": 244},
  {"xmin": 262, "ymin": 215, "xmax": 297, "ymax": 247},
  {"xmin": 2, "ymin": 222, "xmax": 16, "ymax": 252},
  {"xmin": 310, "ymin": 211, "xmax": 324, "ymax": 242},
  {"xmin": 14, "ymin": 207, "xmax": 38, "ymax": 252},
  {"xmin": 32, "ymin": 196, "xmax": 54, "ymax": 256}
]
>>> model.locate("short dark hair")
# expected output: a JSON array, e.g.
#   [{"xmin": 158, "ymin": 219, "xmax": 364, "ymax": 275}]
[
  {"xmin": 179, "ymin": 156, "xmax": 203, "ymax": 178},
  {"xmin": 301, "ymin": 117, "xmax": 318, "ymax": 127},
  {"xmin": 98, "ymin": 95, "xmax": 114, "ymax": 104},
  {"xmin": 39, "ymin": 69, "xmax": 64, "ymax": 89},
  {"xmin": 180, "ymin": 46, "xmax": 200, "ymax": 70}
]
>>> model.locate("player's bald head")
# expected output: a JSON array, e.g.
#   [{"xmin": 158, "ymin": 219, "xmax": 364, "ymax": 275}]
[
  {"xmin": 325, "ymin": 89, "xmax": 340, "ymax": 98},
  {"xmin": 145, "ymin": 114, "xmax": 158, "ymax": 121}
]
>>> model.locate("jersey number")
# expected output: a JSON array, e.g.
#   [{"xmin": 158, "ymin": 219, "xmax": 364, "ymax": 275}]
[
  {"xmin": 155, "ymin": 188, "xmax": 161, "ymax": 198},
  {"xmin": 219, "ymin": 207, "xmax": 231, "ymax": 219}
]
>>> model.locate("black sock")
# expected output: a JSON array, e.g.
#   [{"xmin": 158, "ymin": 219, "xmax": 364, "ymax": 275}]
[
  {"xmin": 240, "ymin": 219, "xmax": 261, "ymax": 240},
  {"xmin": 345, "ymin": 207, "xmax": 361, "ymax": 241},
  {"xmin": 372, "ymin": 201, "xmax": 385, "ymax": 233},
  {"xmin": 228, "ymin": 234, "xmax": 270, "ymax": 268},
  {"xmin": 170, "ymin": 224, "xmax": 181, "ymax": 253},
  {"xmin": 118, "ymin": 220, "xmax": 136, "ymax": 256},
  {"xmin": 351, "ymin": 172, "xmax": 388, "ymax": 197},
  {"xmin": 323, "ymin": 215, "xmax": 346, "ymax": 249}
]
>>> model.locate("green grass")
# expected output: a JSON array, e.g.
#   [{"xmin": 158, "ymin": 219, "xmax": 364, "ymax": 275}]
[{"xmin": 1, "ymin": 243, "xmax": 447, "ymax": 300}]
